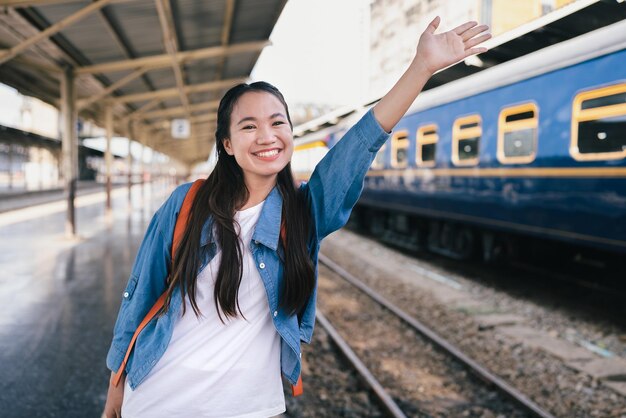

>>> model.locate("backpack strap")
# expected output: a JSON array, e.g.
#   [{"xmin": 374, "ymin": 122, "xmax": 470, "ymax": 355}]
[
  {"xmin": 112, "ymin": 179, "xmax": 204, "ymax": 388},
  {"xmin": 292, "ymin": 375, "xmax": 303, "ymax": 396}
]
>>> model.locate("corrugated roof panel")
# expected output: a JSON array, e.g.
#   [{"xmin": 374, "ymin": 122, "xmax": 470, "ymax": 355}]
[
  {"xmin": 173, "ymin": 0, "xmax": 225, "ymax": 50},
  {"xmin": 104, "ymin": 1, "xmax": 164, "ymax": 58},
  {"xmin": 222, "ymin": 53, "xmax": 258, "ymax": 79},
  {"xmin": 144, "ymin": 67, "xmax": 177, "ymax": 91},
  {"xmin": 160, "ymin": 98, "xmax": 180, "ymax": 108},
  {"xmin": 231, "ymin": 0, "xmax": 285, "ymax": 43},
  {"xmin": 114, "ymin": 76, "xmax": 150, "ymax": 96},
  {"xmin": 59, "ymin": 16, "xmax": 128, "ymax": 64},
  {"xmin": 84, "ymin": 68, "xmax": 132, "ymax": 88},
  {"xmin": 189, "ymin": 91, "xmax": 221, "ymax": 104},
  {"xmin": 184, "ymin": 59, "xmax": 221, "ymax": 85},
  {"xmin": 0, "ymin": 64, "xmax": 57, "ymax": 102},
  {"xmin": 28, "ymin": 2, "xmax": 88, "ymax": 22}
]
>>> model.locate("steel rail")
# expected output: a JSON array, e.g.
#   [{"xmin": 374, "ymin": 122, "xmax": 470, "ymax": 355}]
[
  {"xmin": 315, "ymin": 310, "xmax": 408, "ymax": 418},
  {"xmin": 318, "ymin": 252, "xmax": 556, "ymax": 418}
]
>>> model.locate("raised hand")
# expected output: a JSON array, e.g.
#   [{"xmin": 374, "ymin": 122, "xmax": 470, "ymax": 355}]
[
  {"xmin": 373, "ymin": 17, "xmax": 491, "ymax": 132},
  {"xmin": 415, "ymin": 16, "xmax": 491, "ymax": 75}
]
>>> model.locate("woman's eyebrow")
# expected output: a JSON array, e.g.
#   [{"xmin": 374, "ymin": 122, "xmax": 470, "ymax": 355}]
[
  {"xmin": 237, "ymin": 113, "xmax": 286, "ymax": 125},
  {"xmin": 237, "ymin": 116, "xmax": 256, "ymax": 125}
]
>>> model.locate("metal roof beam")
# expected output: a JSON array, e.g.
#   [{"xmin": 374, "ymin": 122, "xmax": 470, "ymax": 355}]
[
  {"xmin": 154, "ymin": 135, "xmax": 212, "ymax": 147},
  {"xmin": 214, "ymin": 0, "xmax": 235, "ymax": 80},
  {"xmin": 140, "ymin": 100, "xmax": 219, "ymax": 119},
  {"xmin": 77, "ymin": 66, "xmax": 148, "ymax": 110},
  {"xmin": 189, "ymin": 114, "xmax": 216, "ymax": 124},
  {"xmin": 123, "ymin": 98, "xmax": 161, "ymax": 121},
  {"xmin": 155, "ymin": 0, "xmax": 189, "ymax": 112},
  {"xmin": 96, "ymin": 3, "xmax": 160, "ymax": 99},
  {"xmin": 14, "ymin": 55, "xmax": 61, "ymax": 73},
  {"xmin": 0, "ymin": 0, "xmax": 132, "ymax": 6},
  {"xmin": 0, "ymin": 0, "xmax": 116, "ymax": 66},
  {"xmin": 153, "ymin": 114, "xmax": 215, "ymax": 131},
  {"xmin": 75, "ymin": 40, "xmax": 270, "ymax": 74},
  {"xmin": 111, "ymin": 77, "xmax": 245, "ymax": 104}
]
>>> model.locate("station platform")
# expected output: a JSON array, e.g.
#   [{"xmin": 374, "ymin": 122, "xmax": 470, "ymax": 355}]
[
  {"xmin": 0, "ymin": 181, "xmax": 175, "ymax": 417},
  {"xmin": 0, "ymin": 181, "xmax": 131, "ymax": 214}
]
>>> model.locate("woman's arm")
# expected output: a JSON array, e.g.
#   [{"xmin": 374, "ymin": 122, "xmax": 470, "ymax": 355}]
[
  {"xmin": 104, "ymin": 371, "xmax": 124, "ymax": 418},
  {"xmin": 302, "ymin": 17, "xmax": 490, "ymax": 241},
  {"xmin": 373, "ymin": 16, "xmax": 491, "ymax": 132}
]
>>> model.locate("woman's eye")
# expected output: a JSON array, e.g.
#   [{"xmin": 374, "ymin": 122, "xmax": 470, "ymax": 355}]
[
  {"xmin": 273, "ymin": 121, "xmax": 285, "ymax": 126},
  {"xmin": 242, "ymin": 125, "xmax": 255, "ymax": 130}
]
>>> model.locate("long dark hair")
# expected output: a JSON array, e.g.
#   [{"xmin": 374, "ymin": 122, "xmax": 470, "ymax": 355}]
[{"xmin": 159, "ymin": 82, "xmax": 315, "ymax": 320}]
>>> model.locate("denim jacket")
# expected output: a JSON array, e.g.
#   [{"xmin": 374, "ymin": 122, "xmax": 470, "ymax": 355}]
[{"xmin": 106, "ymin": 108, "xmax": 389, "ymax": 389}]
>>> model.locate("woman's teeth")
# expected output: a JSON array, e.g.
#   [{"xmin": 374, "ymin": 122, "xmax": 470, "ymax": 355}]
[{"xmin": 255, "ymin": 149, "xmax": 279, "ymax": 157}]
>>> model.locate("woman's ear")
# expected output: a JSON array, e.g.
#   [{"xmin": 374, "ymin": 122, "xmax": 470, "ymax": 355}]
[{"xmin": 223, "ymin": 139, "xmax": 234, "ymax": 155}]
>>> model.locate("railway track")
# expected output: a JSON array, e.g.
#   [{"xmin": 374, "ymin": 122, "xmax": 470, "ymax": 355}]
[{"xmin": 316, "ymin": 252, "xmax": 555, "ymax": 418}]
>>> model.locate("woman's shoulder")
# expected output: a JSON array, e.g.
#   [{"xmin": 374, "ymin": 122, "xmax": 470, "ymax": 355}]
[
  {"xmin": 170, "ymin": 181, "xmax": 196, "ymax": 201},
  {"xmin": 155, "ymin": 181, "xmax": 198, "ymax": 218}
]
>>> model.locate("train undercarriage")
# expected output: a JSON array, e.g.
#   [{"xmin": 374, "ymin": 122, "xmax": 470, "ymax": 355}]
[{"xmin": 348, "ymin": 204, "xmax": 625, "ymax": 282}]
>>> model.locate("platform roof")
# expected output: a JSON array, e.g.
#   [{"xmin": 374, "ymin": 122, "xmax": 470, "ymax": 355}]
[
  {"xmin": 0, "ymin": 0, "xmax": 287, "ymax": 166},
  {"xmin": 294, "ymin": 0, "xmax": 626, "ymax": 138}
]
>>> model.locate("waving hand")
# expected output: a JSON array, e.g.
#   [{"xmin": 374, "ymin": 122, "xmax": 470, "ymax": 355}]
[
  {"xmin": 417, "ymin": 17, "xmax": 491, "ymax": 74},
  {"xmin": 374, "ymin": 17, "xmax": 491, "ymax": 132}
]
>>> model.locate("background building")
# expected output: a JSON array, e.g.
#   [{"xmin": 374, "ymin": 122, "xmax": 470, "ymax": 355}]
[{"xmin": 368, "ymin": 0, "xmax": 578, "ymax": 99}]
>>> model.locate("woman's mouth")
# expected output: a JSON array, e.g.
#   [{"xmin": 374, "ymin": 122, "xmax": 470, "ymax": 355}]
[{"xmin": 253, "ymin": 149, "xmax": 281, "ymax": 160}]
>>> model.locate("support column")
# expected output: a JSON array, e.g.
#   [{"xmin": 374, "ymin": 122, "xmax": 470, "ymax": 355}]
[
  {"xmin": 140, "ymin": 127, "xmax": 146, "ymax": 187},
  {"xmin": 105, "ymin": 105, "xmax": 113, "ymax": 214},
  {"xmin": 61, "ymin": 67, "xmax": 77, "ymax": 238}
]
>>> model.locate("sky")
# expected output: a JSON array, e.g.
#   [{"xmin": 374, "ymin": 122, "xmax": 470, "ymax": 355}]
[{"xmin": 251, "ymin": 0, "xmax": 369, "ymax": 107}]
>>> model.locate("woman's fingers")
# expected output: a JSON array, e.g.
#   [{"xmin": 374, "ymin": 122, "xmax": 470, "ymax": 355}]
[
  {"xmin": 464, "ymin": 47, "xmax": 489, "ymax": 59},
  {"xmin": 453, "ymin": 20, "xmax": 478, "ymax": 36},
  {"xmin": 426, "ymin": 15, "xmax": 441, "ymax": 34},
  {"xmin": 461, "ymin": 24, "xmax": 489, "ymax": 42},
  {"xmin": 465, "ymin": 33, "xmax": 492, "ymax": 50}
]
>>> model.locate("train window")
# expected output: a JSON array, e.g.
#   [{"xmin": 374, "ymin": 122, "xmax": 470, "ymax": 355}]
[
  {"xmin": 571, "ymin": 83, "xmax": 626, "ymax": 161},
  {"xmin": 497, "ymin": 103, "xmax": 538, "ymax": 164},
  {"xmin": 391, "ymin": 130, "xmax": 409, "ymax": 168},
  {"xmin": 416, "ymin": 124, "xmax": 438, "ymax": 167},
  {"xmin": 452, "ymin": 115, "xmax": 481, "ymax": 166},
  {"xmin": 371, "ymin": 143, "xmax": 387, "ymax": 169}
]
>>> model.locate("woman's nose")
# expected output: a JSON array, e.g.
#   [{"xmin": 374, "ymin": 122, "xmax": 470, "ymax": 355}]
[{"xmin": 256, "ymin": 125, "xmax": 276, "ymax": 143}]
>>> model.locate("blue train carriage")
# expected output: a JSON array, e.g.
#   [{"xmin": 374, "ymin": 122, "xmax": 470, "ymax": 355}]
[{"xmin": 356, "ymin": 18, "xmax": 626, "ymax": 260}]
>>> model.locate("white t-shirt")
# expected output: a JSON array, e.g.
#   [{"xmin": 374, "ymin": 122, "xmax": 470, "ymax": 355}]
[{"xmin": 122, "ymin": 200, "xmax": 285, "ymax": 418}]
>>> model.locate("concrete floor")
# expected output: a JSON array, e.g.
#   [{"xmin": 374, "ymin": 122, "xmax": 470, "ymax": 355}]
[{"xmin": 0, "ymin": 182, "xmax": 174, "ymax": 418}]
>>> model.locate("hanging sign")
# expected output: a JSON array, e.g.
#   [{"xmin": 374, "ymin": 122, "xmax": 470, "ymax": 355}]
[{"xmin": 171, "ymin": 119, "xmax": 190, "ymax": 139}]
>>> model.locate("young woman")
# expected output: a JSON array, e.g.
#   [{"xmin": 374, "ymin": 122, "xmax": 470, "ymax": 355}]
[{"xmin": 104, "ymin": 16, "xmax": 490, "ymax": 418}]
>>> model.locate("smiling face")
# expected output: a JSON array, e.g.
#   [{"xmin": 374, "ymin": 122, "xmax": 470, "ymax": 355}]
[{"xmin": 222, "ymin": 91, "xmax": 294, "ymax": 188}]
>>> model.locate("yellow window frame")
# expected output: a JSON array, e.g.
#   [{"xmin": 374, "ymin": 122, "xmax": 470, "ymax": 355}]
[
  {"xmin": 497, "ymin": 103, "xmax": 539, "ymax": 164},
  {"xmin": 416, "ymin": 124, "xmax": 438, "ymax": 167},
  {"xmin": 391, "ymin": 130, "xmax": 409, "ymax": 168},
  {"xmin": 452, "ymin": 114, "xmax": 482, "ymax": 166},
  {"xmin": 571, "ymin": 83, "xmax": 626, "ymax": 161},
  {"xmin": 294, "ymin": 141, "xmax": 327, "ymax": 152}
]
